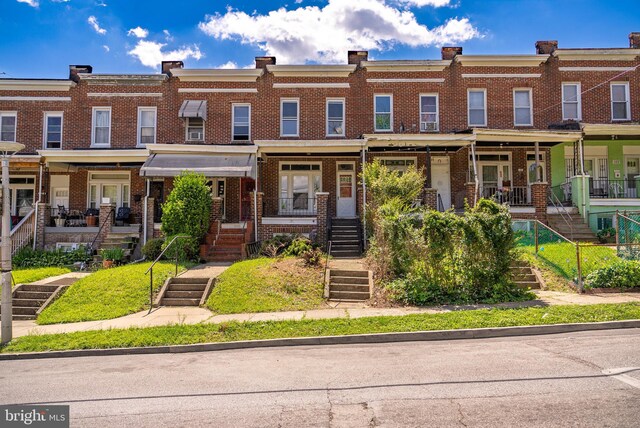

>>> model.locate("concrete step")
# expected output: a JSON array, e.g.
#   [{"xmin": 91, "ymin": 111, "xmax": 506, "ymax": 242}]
[
  {"xmin": 12, "ymin": 298, "xmax": 46, "ymax": 307},
  {"xmin": 8, "ymin": 306, "xmax": 38, "ymax": 316},
  {"xmin": 161, "ymin": 298, "xmax": 200, "ymax": 306},
  {"xmin": 169, "ymin": 283, "xmax": 207, "ymax": 291},
  {"xmin": 14, "ymin": 291, "xmax": 51, "ymax": 300},
  {"xmin": 219, "ymin": 228, "xmax": 245, "ymax": 234},
  {"xmin": 165, "ymin": 290, "xmax": 203, "ymax": 299},
  {"xmin": 331, "ymin": 269, "xmax": 369, "ymax": 278},
  {"xmin": 19, "ymin": 284, "xmax": 59, "ymax": 293},
  {"xmin": 330, "ymin": 283, "xmax": 370, "ymax": 292},
  {"xmin": 330, "ymin": 251, "xmax": 362, "ymax": 258},
  {"xmin": 329, "ymin": 290, "xmax": 370, "ymax": 300},
  {"xmin": 330, "ymin": 275, "xmax": 369, "ymax": 285},
  {"xmin": 170, "ymin": 277, "xmax": 209, "ymax": 285},
  {"xmin": 512, "ymin": 273, "xmax": 537, "ymax": 282},
  {"xmin": 206, "ymin": 254, "xmax": 243, "ymax": 262},
  {"xmin": 514, "ymin": 280, "xmax": 540, "ymax": 289}
]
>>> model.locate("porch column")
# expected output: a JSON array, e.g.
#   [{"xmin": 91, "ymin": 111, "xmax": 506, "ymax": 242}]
[
  {"xmin": 465, "ymin": 182, "xmax": 478, "ymax": 208},
  {"xmin": 35, "ymin": 202, "xmax": 48, "ymax": 249},
  {"xmin": 145, "ymin": 197, "xmax": 154, "ymax": 242},
  {"xmin": 252, "ymin": 192, "xmax": 264, "ymax": 241},
  {"xmin": 423, "ymin": 188, "xmax": 438, "ymax": 210},
  {"xmin": 316, "ymin": 192, "xmax": 329, "ymax": 248},
  {"xmin": 531, "ymin": 182, "xmax": 549, "ymax": 224},
  {"xmin": 96, "ymin": 202, "xmax": 115, "ymax": 249}
]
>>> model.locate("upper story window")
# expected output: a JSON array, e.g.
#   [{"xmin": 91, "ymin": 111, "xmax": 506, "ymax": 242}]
[
  {"xmin": 0, "ymin": 112, "xmax": 17, "ymax": 142},
  {"xmin": 562, "ymin": 83, "xmax": 581, "ymax": 121},
  {"xmin": 232, "ymin": 104, "xmax": 250, "ymax": 141},
  {"xmin": 91, "ymin": 107, "xmax": 111, "ymax": 146},
  {"xmin": 374, "ymin": 94, "xmax": 392, "ymax": 132},
  {"xmin": 186, "ymin": 118, "xmax": 204, "ymax": 141},
  {"xmin": 137, "ymin": 107, "xmax": 156, "ymax": 147},
  {"xmin": 420, "ymin": 94, "xmax": 439, "ymax": 132},
  {"xmin": 43, "ymin": 112, "xmax": 63, "ymax": 149},
  {"xmin": 611, "ymin": 82, "xmax": 631, "ymax": 121},
  {"xmin": 513, "ymin": 89, "xmax": 533, "ymax": 126},
  {"xmin": 326, "ymin": 99, "xmax": 345, "ymax": 136},
  {"xmin": 467, "ymin": 89, "xmax": 487, "ymax": 127},
  {"xmin": 280, "ymin": 99, "xmax": 299, "ymax": 137}
]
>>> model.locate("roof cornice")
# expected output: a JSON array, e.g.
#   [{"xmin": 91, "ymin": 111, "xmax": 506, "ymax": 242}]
[
  {"xmin": 473, "ymin": 128, "xmax": 582, "ymax": 143},
  {"xmin": 171, "ymin": 68, "xmax": 263, "ymax": 82},
  {"xmin": 266, "ymin": 65, "xmax": 356, "ymax": 78},
  {"xmin": 553, "ymin": 49, "xmax": 640, "ymax": 61},
  {"xmin": 77, "ymin": 73, "xmax": 167, "ymax": 86},
  {"xmin": 0, "ymin": 80, "xmax": 76, "ymax": 91},
  {"xmin": 582, "ymin": 123, "xmax": 640, "ymax": 136},
  {"xmin": 361, "ymin": 60, "xmax": 450, "ymax": 72},
  {"xmin": 455, "ymin": 55, "xmax": 549, "ymax": 67}
]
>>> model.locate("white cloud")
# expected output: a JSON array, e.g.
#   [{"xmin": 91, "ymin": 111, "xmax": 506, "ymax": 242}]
[
  {"xmin": 87, "ymin": 15, "xmax": 107, "ymax": 35},
  {"xmin": 198, "ymin": 0, "xmax": 479, "ymax": 64},
  {"xmin": 217, "ymin": 61, "xmax": 238, "ymax": 69},
  {"xmin": 51, "ymin": 0, "xmax": 70, "ymax": 3},
  {"xmin": 127, "ymin": 26, "xmax": 149, "ymax": 38},
  {"xmin": 17, "ymin": 0, "xmax": 39, "ymax": 7},
  {"xmin": 128, "ymin": 40, "xmax": 203, "ymax": 68},
  {"xmin": 103, "ymin": 45, "xmax": 110, "ymax": 52},
  {"xmin": 163, "ymin": 29, "xmax": 174, "ymax": 42},
  {"xmin": 396, "ymin": 0, "xmax": 451, "ymax": 7}
]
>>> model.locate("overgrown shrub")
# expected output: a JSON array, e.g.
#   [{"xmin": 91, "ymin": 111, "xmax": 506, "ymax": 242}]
[
  {"xmin": 100, "ymin": 247, "xmax": 124, "ymax": 262},
  {"xmin": 283, "ymin": 237, "xmax": 313, "ymax": 256},
  {"xmin": 161, "ymin": 235, "xmax": 199, "ymax": 262},
  {"xmin": 259, "ymin": 234, "xmax": 296, "ymax": 257},
  {"xmin": 585, "ymin": 260, "xmax": 640, "ymax": 289},
  {"xmin": 161, "ymin": 171, "xmax": 211, "ymax": 242},
  {"xmin": 142, "ymin": 238, "xmax": 165, "ymax": 260},
  {"xmin": 596, "ymin": 227, "xmax": 616, "ymax": 244},
  {"xmin": 13, "ymin": 247, "xmax": 91, "ymax": 268},
  {"xmin": 301, "ymin": 248, "xmax": 323, "ymax": 267}
]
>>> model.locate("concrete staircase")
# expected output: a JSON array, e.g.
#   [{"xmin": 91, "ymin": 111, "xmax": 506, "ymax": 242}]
[
  {"xmin": 327, "ymin": 269, "xmax": 371, "ymax": 301},
  {"xmin": 547, "ymin": 214, "xmax": 598, "ymax": 242},
  {"xmin": 329, "ymin": 218, "xmax": 362, "ymax": 258},
  {"xmin": 203, "ymin": 223, "xmax": 246, "ymax": 262},
  {"xmin": 158, "ymin": 277, "xmax": 213, "ymax": 306},
  {"xmin": 95, "ymin": 230, "xmax": 140, "ymax": 262},
  {"xmin": 510, "ymin": 260, "xmax": 541, "ymax": 290},
  {"xmin": 0, "ymin": 283, "xmax": 62, "ymax": 320}
]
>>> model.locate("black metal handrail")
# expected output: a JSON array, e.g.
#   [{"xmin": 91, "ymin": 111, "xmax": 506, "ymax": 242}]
[
  {"xmin": 86, "ymin": 208, "xmax": 115, "ymax": 257},
  {"xmin": 437, "ymin": 193, "xmax": 445, "ymax": 212},
  {"xmin": 323, "ymin": 240, "xmax": 332, "ymax": 287},
  {"xmin": 145, "ymin": 234, "xmax": 190, "ymax": 314}
]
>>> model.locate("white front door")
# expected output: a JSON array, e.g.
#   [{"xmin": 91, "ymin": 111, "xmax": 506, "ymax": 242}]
[
  {"xmin": 431, "ymin": 157, "xmax": 451, "ymax": 210},
  {"xmin": 336, "ymin": 162, "xmax": 356, "ymax": 217}
]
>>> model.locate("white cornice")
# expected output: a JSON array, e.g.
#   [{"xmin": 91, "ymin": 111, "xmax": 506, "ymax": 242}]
[
  {"xmin": 559, "ymin": 66, "xmax": 636, "ymax": 72},
  {"xmin": 582, "ymin": 123, "xmax": 640, "ymax": 136},
  {"xmin": 362, "ymin": 60, "xmax": 450, "ymax": 72},
  {"xmin": 553, "ymin": 49, "xmax": 640, "ymax": 61},
  {"xmin": 146, "ymin": 144, "xmax": 257, "ymax": 154},
  {"xmin": 177, "ymin": 88, "xmax": 258, "ymax": 93},
  {"xmin": 171, "ymin": 68, "xmax": 263, "ymax": 82},
  {"xmin": 366, "ymin": 78, "xmax": 445, "ymax": 83},
  {"xmin": 273, "ymin": 83, "xmax": 350, "ymax": 89},
  {"xmin": 0, "ymin": 80, "xmax": 75, "ymax": 91},
  {"xmin": 87, "ymin": 93, "xmax": 163, "ymax": 97},
  {"xmin": 473, "ymin": 128, "xmax": 582, "ymax": 143},
  {"xmin": 455, "ymin": 55, "xmax": 549, "ymax": 67},
  {"xmin": 461, "ymin": 73, "xmax": 542, "ymax": 78},
  {"xmin": 266, "ymin": 65, "xmax": 356, "ymax": 78},
  {"xmin": 0, "ymin": 96, "xmax": 71, "ymax": 101}
]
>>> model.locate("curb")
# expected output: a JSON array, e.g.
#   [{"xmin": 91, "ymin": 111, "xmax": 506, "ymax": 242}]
[{"xmin": 1, "ymin": 319, "xmax": 639, "ymax": 361}]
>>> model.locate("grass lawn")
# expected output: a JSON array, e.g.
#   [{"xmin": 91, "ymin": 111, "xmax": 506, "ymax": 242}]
[
  {"xmin": 520, "ymin": 243, "xmax": 619, "ymax": 281},
  {"xmin": 3, "ymin": 302, "xmax": 639, "ymax": 354},
  {"xmin": 12, "ymin": 267, "xmax": 71, "ymax": 285},
  {"xmin": 37, "ymin": 262, "xmax": 187, "ymax": 325},
  {"xmin": 206, "ymin": 257, "xmax": 325, "ymax": 314}
]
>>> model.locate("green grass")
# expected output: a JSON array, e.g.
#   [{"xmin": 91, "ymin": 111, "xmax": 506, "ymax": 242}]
[
  {"xmin": 3, "ymin": 303, "xmax": 639, "ymax": 354},
  {"xmin": 12, "ymin": 267, "xmax": 71, "ymax": 285},
  {"xmin": 206, "ymin": 257, "xmax": 325, "ymax": 314},
  {"xmin": 521, "ymin": 243, "xmax": 619, "ymax": 281},
  {"xmin": 36, "ymin": 262, "xmax": 186, "ymax": 325}
]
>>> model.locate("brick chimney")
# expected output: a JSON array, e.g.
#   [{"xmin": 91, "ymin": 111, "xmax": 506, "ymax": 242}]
[
  {"xmin": 69, "ymin": 65, "xmax": 92, "ymax": 82},
  {"xmin": 347, "ymin": 50, "xmax": 368, "ymax": 65},
  {"xmin": 535, "ymin": 40, "xmax": 558, "ymax": 55},
  {"xmin": 161, "ymin": 60, "xmax": 184, "ymax": 75},
  {"xmin": 630, "ymin": 32, "xmax": 640, "ymax": 49},
  {"xmin": 255, "ymin": 56, "xmax": 276, "ymax": 69},
  {"xmin": 441, "ymin": 47, "xmax": 462, "ymax": 60}
]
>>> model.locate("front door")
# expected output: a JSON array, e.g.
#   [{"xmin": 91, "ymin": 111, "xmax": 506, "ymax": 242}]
[
  {"xmin": 626, "ymin": 158, "xmax": 639, "ymax": 198},
  {"xmin": 336, "ymin": 162, "xmax": 356, "ymax": 217},
  {"xmin": 431, "ymin": 157, "xmax": 451, "ymax": 210}
]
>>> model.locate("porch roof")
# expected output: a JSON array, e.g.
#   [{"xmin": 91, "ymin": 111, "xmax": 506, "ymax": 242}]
[
  {"xmin": 472, "ymin": 128, "xmax": 582, "ymax": 143},
  {"xmin": 38, "ymin": 149, "xmax": 149, "ymax": 164},
  {"xmin": 582, "ymin": 123, "xmax": 640, "ymax": 137},
  {"xmin": 255, "ymin": 139, "xmax": 366, "ymax": 154},
  {"xmin": 364, "ymin": 134, "xmax": 473, "ymax": 147},
  {"xmin": 140, "ymin": 153, "xmax": 255, "ymax": 178}
]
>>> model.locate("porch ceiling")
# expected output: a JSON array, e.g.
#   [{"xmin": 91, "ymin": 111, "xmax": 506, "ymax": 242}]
[
  {"xmin": 38, "ymin": 149, "xmax": 149, "ymax": 164},
  {"xmin": 364, "ymin": 134, "xmax": 473, "ymax": 147}
]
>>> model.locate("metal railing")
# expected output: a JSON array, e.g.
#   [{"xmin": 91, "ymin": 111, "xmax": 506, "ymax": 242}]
[
  {"xmin": 245, "ymin": 240, "xmax": 262, "ymax": 258},
  {"xmin": 263, "ymin": 197, "xmax": 318, "ymax": 216},
  {"xmin": 481, "ymin": 185, "xmax": 531, "ymax": 206},
  {"xmin": 145, "ymin": 234, "xmax": 190, "ymax": 314},
  {"xmin": 323, "ymin": 240, "xmax": 332, "ymax": 286},
  {"xmin": 550, "ymin": 182, "xmax": 573, "ymax": 206},
  {"xmin": 86, "ymin": 208, "xmax": 115, "ymax": 257},
  {"xmin": 589, "ymin": 179, "xmax": 638, "ymax": 199},
  {"xmin": 437, "ymin": 193, "xmax": 445, "ymax": 212},
  {"xmin": 9, "ymin": 208, "xmax": 35, "ymax": 255},
  {"xmin": 548, "ymin": 187, "xmax": 574, "ymax": 240}
]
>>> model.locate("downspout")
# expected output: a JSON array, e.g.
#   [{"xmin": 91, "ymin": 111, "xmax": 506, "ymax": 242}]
[
  {"xmin": 254, "ymin": 153, "xmax": 258, "ymax": 242},
  {"xmin": 579, "ymin": 137, "xmax": 588, "ymax": 221},
  {"xmin": 32, "ymin": 162, "xmax": 44, "ymax": 250},
  {"xmin": 470, "ymin": 140, "xmax": 479, "ymax": 205},
  {"xmin": 142, "ymin": 178, "xmax": 149, "ymax": 246},
  {"xmin": 361, "ymin": 144, "xmax": 367, "ymax": 250}
]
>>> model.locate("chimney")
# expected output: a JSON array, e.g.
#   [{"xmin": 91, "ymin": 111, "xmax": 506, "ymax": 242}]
[
  {"xmin": 68, "ymin": 65, "xmax": 92, "ymax": 82},
  {"xmin": 441, "ymin": 47, "xmax": 462, "ymax": 60},
  {"xmin": 347, "ymin": 50, "xmax": 368, "ymax": 66},
  {"xmin": 161, "ymin": 60, "xmax": 184, "ymax": 76},
  {"xmin": 630, "ymin": 32, "xmax": 640, "ymax": 49},
  {"xmin": 255, "ymin": 56, "xmax": 276, "ymax": 69},
  {"xmin": 535, "ymin": 40, "xmax": 558, "ymax": 55}
]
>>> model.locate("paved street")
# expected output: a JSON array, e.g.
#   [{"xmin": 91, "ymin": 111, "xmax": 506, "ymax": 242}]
[{"xmin": 1, "ymin": 329, "xmax": 640, "ymax": 427}]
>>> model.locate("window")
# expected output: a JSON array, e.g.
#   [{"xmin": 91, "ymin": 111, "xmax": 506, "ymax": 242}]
[
  {"xmin": 420, "ymin": 94, "xmax": 439, "ymax": 132},
  {"xmin": 597, "ymin": 216, "xmax": 613, "ymax": 231},
  {"xmin": 3, "ymin": 176, "xmax": 36, "ymax": 217},
  {"xmin": 379, "ymin": 158, "xmax": 417, "ymax": 173},
  {"xmin": 611, "ymin": 82, "xmax": 631, "ymax": 121},
  {"xmin": 43, "ymin": 112, "xmax": 63, "ymax": 149},
  {"xmin": 137, "ymin": 107, "xmax": 156, "ymax": 146},
  {"xmin": 91, "ymin": 107, "xmax": 111, "ymax": 146},
  {"xmin": 280, "ymin": 99, "xmax": 299, "ymax": 136},
  {"xmin": 562, "ymin": 83, "xmax": 581, "ymax": 120},
  {"xmin": 87, "ymin": 172, "xmax": 131, "ymax": 209},
  {"xmin": 279, "ymin": 163, "xmax": 322, "ymax": 214},
  {"xmin": 232, "ymin": 104, "xmax": 250, "ymax": 141},
  {"xmin": 0, "ymin": 112, "xmax": 17, "ymax": 142},
  {"xmin": 513, "ymin": 89, "xmax": 533, "ymax": 126},
  {"xmin": 326, "ymin": 99, "xmax": 345, "ymax": 136},
  {"xmin": 374, "ymin": 95, "xmax": 392, "ymax": 131},
  {"xmin": 186, "ymin": 117, "xmax": 204, "ymax": 141},
  {"xmin": 467, "ymin": 89, "xmax": 487, "ymax": 127}
]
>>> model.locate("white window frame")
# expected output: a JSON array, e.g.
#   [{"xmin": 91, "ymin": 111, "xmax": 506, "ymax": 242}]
[
  {"xmin": 0, "ymin": 111, "xmax": 17, "ymax": 143},
  {"xmin": 43, "ymin": 112, "xmax": 63, "ymax": 150},
  {"xmin": 562, "ymin": 82, "xmax": 582, "ymax": 121},
  {"xmin": 513, "ymin": 88, "xmax": 533, "ymax": 127},
  {"xmin": 91, "ymin": 107, "xmax": 111, "ymax": 147},
  {"xmin": 326, "ymin": 98, "xmax": 345, "ymax": 137},
  {"xmin": 232, "ymin": 103, "xmax": 251, "ymax": 141},
  {"xmin": 611, "ymin": 82, "xmax": 631, "ymax": 121},
  {"xmin": 377, "ymin": 157, "xmax": 418, "ymax": 173},
  {"xmin": 137, "ymin": 107, "xmax": 157, "ymax": 147},
  {"xmin": 419, "ymin": 93, "xmax": 439, "ymax": 132},
  {"xmin": 280, "ymin": 98, "xmax": 299, "ymax": 137},
  {"xmin": 374, "ymin": 94, "xmax": 393, "ymax": 132},
  {"xmin": 467, "ymin": 89, "xmax": 487, "ymax": 127},
  {"xmin": 278, "ymin": 161, "xmax": 322, "ymax": 214},
  {"xmin": 185, "ymin": 117, "xmax": 205, "ymax": 142},
  {"xmin": 87, "ymin": 171, "xmax": 131, "ymax": 209},
  {"xmin": 8, "ymin": 175, "xmax": 36, "ymax": 217}
]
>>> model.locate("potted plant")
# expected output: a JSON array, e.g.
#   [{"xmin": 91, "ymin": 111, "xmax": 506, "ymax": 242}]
[
  {"xmin": 100, "ymin": 247, "xmax": 124, "ymax": 268},
  {"xmin": 85, "ymin": 208, "xmax": 99, "ymax": 226}
]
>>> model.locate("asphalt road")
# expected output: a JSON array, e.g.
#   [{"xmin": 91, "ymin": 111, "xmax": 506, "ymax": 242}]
[{"xmin": 1, "ymin": 329, "xmax": 640, "ymax": 427}]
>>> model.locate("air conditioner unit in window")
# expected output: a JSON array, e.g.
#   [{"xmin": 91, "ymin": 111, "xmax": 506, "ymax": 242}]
[
  {"xmin": 420, "ymin": 122, "xmax": 438, "ymax": 132},
  {"xmin": 189, "ymin": 131, "xmax": 203, "ymax": 140}
]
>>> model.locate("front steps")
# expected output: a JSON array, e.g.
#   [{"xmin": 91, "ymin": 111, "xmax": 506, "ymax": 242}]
[
  {"xmin": 327, "ymin": 269, "xmax": 371, "ymax": 301},
  {"xmin": 329, "ymin": 218, "xmax": 362, "ymax": 258},
  {"xmin": 0, "ymin": 283, "xmax": 60, "ymax": 320},
  {"xmin": 203, "ymin": 223, "xmax": 246, "ymax": 262},
  {"xmin": 510, "ymin": 260, "xmax": 542, "ymax": 290},
  {"xmin": 158, "ymin": 277, "xmax": 213, "ymax": 306},
  {"xmin": 94, "ymin": 230, "xmax": 140, "ymax": 262},
  {"xmin": 547, "ymin": 214, "xmax": 597, "ymax": 242}
]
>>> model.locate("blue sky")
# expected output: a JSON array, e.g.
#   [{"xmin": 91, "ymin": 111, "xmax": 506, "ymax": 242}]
[{"xmin": 2, "ymin": 0, "xmax": 640, "ymax": 78}]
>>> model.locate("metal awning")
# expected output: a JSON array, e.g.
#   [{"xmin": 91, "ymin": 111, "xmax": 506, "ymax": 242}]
[
  {"xmin": 140, "ymin": 153, "xmax": 254, "ymax": 178},
  {"xmin": 178, "ymin": 100, "xmax": 207, "ymax": 120}
]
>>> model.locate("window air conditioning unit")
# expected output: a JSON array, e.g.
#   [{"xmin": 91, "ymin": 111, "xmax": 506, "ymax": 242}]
[
  {"xmin": 189, "ymin": 131, "xmax": 203, "ymax": 140},
  {"xmin": 420, "ymin": 122, "xmax": 438, "ymax": 132}
]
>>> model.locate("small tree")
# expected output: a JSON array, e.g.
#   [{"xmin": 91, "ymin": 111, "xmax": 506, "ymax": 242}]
[{"xmin": 161, "ymin": 171, "xmax": 211, "ymax": 242}]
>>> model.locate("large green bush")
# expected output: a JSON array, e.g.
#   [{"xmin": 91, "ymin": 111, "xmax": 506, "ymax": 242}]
[
  {"xmin": 585, "ymin": 260, "xmax": 640, "ymax": 289},
  {"xmin": 141, "ymin": 238, "xmax": 165, "ymax": 261},
  {"xmin": 161, "ymin": 171, "xmax": 211, "ymax": 241},
  {"xmin": 13, "ymin": 247, "xmax": 90, "ymax": 268}
]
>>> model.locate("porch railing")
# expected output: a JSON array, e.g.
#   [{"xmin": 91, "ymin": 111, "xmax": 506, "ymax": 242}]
[
  {"xmin": 263, "ymin": 197, "xmax": 317, "ymax": 216},
  {"xmin": 589, "ymin": 178, "xmax": 638, "ymax": 199},
  {"xmin": 480, "ymin": 185, "xmax": 531, "ymax": 206},
  {"xmin": 550, "ymin": 183, "xmax": 573, "ymax": 206},
  {"xmin": 9, "ymin": 208, "xmax": 35, "ymax": 255}
]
